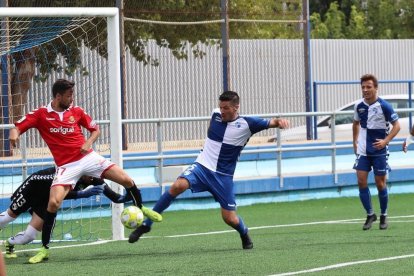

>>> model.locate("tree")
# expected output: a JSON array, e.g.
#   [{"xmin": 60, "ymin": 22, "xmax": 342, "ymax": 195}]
[
  {"xmin": 324, "ymin": 2, "xmax": 346, "ymax": 39},
  {"xmin": 310, "ymin": 13, "xmax": 329, "ymax": 38},
  {"xmin": 396, "ymin": 0, "xmax": 414, "ymax": 38},
  {"xmin": 346, "ymin": 5, "xmax": 368, "ymax": 38},
  {"xmin": 366, "ymin": 0, "xmax": 398, "ymax": 39},
  {"xmin": 310, "ymin": 0, "xmax": 360, "ymax": 25}
]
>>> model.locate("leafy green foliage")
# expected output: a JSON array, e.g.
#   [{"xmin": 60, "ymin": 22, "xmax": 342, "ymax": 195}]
[
  {"xmin": 324, "ymin": 2, "xmax": 346, "ymax": 38},
  {"xmin": 346, "ymin": 5, "xmax": 368, "ymax": 38},
  {"xmin": 7, "ymin": 0, "xmax": 304, "ymax": 78},
  {"xmin": 311, "ymin": 0, "xmax": 414, "ymax": 39}
]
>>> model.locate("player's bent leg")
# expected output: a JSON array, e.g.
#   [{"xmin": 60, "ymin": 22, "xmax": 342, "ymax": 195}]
[
  {"xmin": 129, "ymin": 179, "xmax": 190, "ymax": 244},
  {"xmin": 139, "ymin": 179, "xmax": 189, "ymax": 226},
  {"xmin": 103, "ymin": 166, "xmax": 156, "ymax": 217},
  {"xmin": 102, "ymin": 165, "xmax": 134, "ymax": 188},
  {"xmin": 28, "ymin": 246, "xmax": 49, "ymax": 264},
  {"xmin": 9, "ymin": 225, "xmax": 39, "ymax": 245},
  {"xmin": 221, "ymin": 209, "xmax": 253, "ymax": 250}
]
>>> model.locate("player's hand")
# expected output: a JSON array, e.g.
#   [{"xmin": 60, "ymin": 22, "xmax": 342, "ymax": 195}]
[
  {"xmin": 77, "ymin": 185, "xmax": 104, "ymax": 198},
  {"xmin": 80, "ymin": 141, "xmax": 92, "ymax": 154},
  {"xmin": 373, "ymin": 139, "xmax": 386, "ymax": 150},
  {"xmin": 403, "ymin": 135, "xmax": 414, "ymax": 153},
  {"xmin": 9, "ymin": 128, "xmax": 20, "ymax": 148},
  {"xmin": 276, "ymin": 119, "xmax": 289, "ymax": 129}
]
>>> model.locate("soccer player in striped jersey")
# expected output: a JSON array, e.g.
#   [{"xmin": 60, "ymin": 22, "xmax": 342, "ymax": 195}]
[
  {"xmin": 9, "ymin": 79, "xmax": 161, "ymax": 264},
  {"xmin": 0, "ymin": 167, "xmax": 131, "ymax": 258},
  {"xmin": 129, "ymin": 90, "xmax": 289, "ymax": 249},
  {"xmin": 353, "ymin": 74, "xmax": 400, "ymax": 231}
]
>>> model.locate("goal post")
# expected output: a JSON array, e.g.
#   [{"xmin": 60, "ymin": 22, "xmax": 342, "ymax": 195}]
[{"xmin": 0, "ymin": 8, "xmax": 124, "ymax": 240}]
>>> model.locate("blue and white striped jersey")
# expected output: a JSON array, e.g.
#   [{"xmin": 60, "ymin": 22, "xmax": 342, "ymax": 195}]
[
  {"xmin": 354, "ymin": 97, "xmax": 399, "ymax": 156},
  {"xmin": 195, "ymin": 108, "xmax": 270, "ymax": 176}
]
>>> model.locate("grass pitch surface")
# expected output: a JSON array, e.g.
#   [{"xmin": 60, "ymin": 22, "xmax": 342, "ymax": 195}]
[{"xmin": 5, "ymin": 193, "xmax": 414, "ymax": 275}]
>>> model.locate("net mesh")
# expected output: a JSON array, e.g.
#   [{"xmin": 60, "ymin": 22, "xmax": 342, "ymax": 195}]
[{"xmin": 0, "ymin": 14, "xmax": 113, "ymax": 243}]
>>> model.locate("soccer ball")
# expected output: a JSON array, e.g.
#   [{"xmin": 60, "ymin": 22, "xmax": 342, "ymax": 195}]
[{"xmin": 120, "ymin": 206, "xmax": 144, "ymax": 229}]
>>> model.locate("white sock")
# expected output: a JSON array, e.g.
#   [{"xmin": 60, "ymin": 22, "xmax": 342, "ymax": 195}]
[
  {"xmin": 0, "ymin": 210, "xmax": 16, "ymax": 229},
  {"xmin": 8, "ymin": 224, "xmax": 39, "ymax": 245}
]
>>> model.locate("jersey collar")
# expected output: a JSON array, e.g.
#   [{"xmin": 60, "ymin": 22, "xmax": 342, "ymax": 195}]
[{"xmin": 46, "ymin": 101, "xmax": 70, "ymax": 113}]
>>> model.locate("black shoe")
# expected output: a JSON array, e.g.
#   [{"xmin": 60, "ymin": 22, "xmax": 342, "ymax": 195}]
[
  {"xmin": 379, "ymin": 215, "xmax": 388, "ymax": 230},
  {"xmin": 240, "ymin": 233, "xmax": 253, "ymax": 249},
  {"xmin": 128, "ymin": 224, "xmax": 151, "ymax": 243},
  {"xmin": 363, "ymin": 214, "xmax": 377, "ymax": 230}
]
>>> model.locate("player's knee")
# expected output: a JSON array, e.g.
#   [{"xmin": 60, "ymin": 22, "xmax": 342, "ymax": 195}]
[
  {"xmin": 377, "ymin": 182, "xmax": 387, "ymax": 191},
  {"xmin": 169, "ymin": 179, "xmax": 189, "ymax": 196},
  {"xmin": 222, "ymin": 213, "xmax": 238, "ymax": 226},
  {"xmin": 48, "ymin": 197, "xmax": 63, "ymax": 212}
]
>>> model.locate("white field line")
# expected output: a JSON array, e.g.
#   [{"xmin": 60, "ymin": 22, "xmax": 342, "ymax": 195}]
[
  {"xmin": 164, "ymin": 214, "xmax": 414, "ymax": 238},
  {"xmin": 270, "ymin": 254, "xmax": 414, "ymax": 276},
  {"xmin": 6, "ymin": 214, "xmax": 414, "ymax": 257},
  {"xmin": 4, "ymin": 240, "xmax": 112, "ymax": 254}
]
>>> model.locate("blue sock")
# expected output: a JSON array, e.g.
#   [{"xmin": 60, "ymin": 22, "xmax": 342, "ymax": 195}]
[
  {"xmin": 359, "ymin": 187, "xmax": 373, "ymax": 215},
  {"xmin": 143, "ymin": 192, "xmax": 176, "ymax": 228},
  {"xmin": 234, "ymin": 216, "xmax": 248, "ymax": 236},
  {"xmin": 378, "ymin": 188, "xmax": 388, "ymax": 216}
]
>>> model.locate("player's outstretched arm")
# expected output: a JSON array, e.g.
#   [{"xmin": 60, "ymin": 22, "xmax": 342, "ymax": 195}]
[
  {"xmin": 65, "ymin": 185, "xmax": 104, "ymax": 199},
  {"xmin": 269, "ymin": 118, "xmax": 289, "ymax": 129}
]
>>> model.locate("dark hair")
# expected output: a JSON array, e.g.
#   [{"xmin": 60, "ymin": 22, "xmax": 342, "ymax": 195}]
[
  {"xmin": 219, "ymin": 90, "xmax": 239, "ymax": 105},
  {"xmin": 52, "ymin": 79, "xmax": 75, "ymax": 97},
  {"xmin": 360, "ymin": 74, "xmax": 378, "ymax": 88}
]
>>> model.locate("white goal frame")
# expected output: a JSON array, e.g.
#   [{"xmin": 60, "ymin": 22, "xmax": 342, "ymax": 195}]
[{"xmin": 0, "ymin": 8, "xmax": 124, "ymax": 240}]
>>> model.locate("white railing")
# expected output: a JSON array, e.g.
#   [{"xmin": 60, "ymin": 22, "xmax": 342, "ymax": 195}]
[{"xmin": 2, "ymin": 108, "xmax": 412, "ymax": 187}]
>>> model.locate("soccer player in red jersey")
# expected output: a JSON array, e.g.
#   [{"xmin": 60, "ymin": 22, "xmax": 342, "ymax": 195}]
[{"xmin": 9, "ymin": 79, "xmax": 162, "ymax": 264}]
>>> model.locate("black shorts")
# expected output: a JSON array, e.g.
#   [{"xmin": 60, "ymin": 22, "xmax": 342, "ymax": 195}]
[{"xmin": 9, "ymin": 169, "xmax": 54, "ymax": 219}]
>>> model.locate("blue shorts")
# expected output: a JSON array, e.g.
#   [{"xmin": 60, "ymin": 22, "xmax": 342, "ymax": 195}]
[
  {"xmin": 353, "ymin": 154, "xmax": 390, "ymax": 176},
  {"xmin": 179, "ymin": 163, "xmax": 236, "ymax": 211}
]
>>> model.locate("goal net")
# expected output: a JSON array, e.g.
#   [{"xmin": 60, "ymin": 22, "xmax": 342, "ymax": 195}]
[{"xmin": 0, "ymin": 8, "xmax": 124, "ymax": 244}]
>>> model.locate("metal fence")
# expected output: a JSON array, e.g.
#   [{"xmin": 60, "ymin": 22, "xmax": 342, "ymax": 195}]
[{"xmin": 17, "ymin": 39, "xmax": 414, "ymax": 153}]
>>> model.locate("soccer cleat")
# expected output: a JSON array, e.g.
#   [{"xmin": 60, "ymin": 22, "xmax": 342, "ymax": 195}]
[
  {"xmin": 240, "ymin": 233, "xmax": 253, "ymax": 250},
  {"xmin": 28, "ymin": 246, "xmax": 49, "ymax": 264},
  {"xmin": 141, "ymin": 206, "xmax": 162, "ymax": 222},
  {"xmin": 4, "ymin": 240, "xmax": 17, "ymax": 259},
  {"xmin": 362, "ymin": 214, "xmax": 377, "ymax": 230},
  {"xmin": 128, "ymin": 224, "xmax": 151, "ymax": 244},
  {"xmin": 379, "ymin": 215, "xmax": 388, "ymax": 230}
]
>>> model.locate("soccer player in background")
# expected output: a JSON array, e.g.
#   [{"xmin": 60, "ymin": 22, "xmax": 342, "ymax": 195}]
[
  {"xmin": 0, "ymin": 167, "xmax": 132, "ymax": 259},
  {"xmin": 9, "ymin": 79, "xmax": 162, "ymax": 264},
  {"xmin": 128, "ymin": 90, "xmax": 289, "ymax": 249},
  {"xmin": 352, "ymin": 74, "xmax": 400, "ymax": 231}
]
